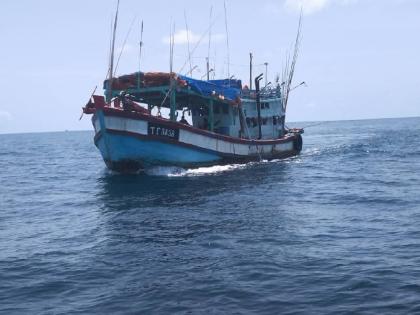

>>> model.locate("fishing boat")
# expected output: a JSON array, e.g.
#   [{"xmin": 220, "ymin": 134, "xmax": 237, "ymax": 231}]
[{"xmin": 82, "ymin": 5, "xmax": 304, "ymax": 173}]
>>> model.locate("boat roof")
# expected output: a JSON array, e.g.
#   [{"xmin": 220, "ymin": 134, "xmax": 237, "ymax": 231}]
[
  {"xmin": 104, "ymin": 71, "xmax": 280, "ymax": 108},
  {"xmin": 104, "ymin": 72, "xmax": 240, "ymax": 106}
]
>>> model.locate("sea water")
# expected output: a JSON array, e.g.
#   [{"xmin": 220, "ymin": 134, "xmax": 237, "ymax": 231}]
[{"xmin": 1, "ymin": 117, "xmax": 420, "ymax": 314}]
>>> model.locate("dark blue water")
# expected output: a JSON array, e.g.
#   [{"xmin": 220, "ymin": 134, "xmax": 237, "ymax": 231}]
[{"xmin": 1, "ymin": 117, "xmax": 420, "ymax": 314}]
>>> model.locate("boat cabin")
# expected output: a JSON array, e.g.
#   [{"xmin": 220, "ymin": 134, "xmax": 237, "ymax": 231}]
[{"xmin": 103, "ymin": 72, "xmax": 286, "ymax": 140}]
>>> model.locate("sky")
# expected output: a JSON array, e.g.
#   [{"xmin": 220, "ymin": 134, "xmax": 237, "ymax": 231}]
[{"xmin": 0, "ymin": 0, "xmax": 419, "ymax": 134}]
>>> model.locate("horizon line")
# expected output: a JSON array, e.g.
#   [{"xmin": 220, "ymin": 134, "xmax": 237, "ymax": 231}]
[{"xmin": 1, "ymin": 115, "xmax": 419, "ymax": 136}]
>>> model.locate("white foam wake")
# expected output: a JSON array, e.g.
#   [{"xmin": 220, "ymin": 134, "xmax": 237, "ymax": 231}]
[
  {"xmin": 144, "ymin": 157, "xmax": 303, "ymax": 177},
  {"xmin": 145, "ymin": 163, "xmax": 246, "ymax": 177}
]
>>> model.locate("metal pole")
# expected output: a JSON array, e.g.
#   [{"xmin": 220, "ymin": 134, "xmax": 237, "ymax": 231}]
[
  {"xmin": 223, "ymin": 0, "xmax": 230, "ymax": 80},
  {"xmin": 249, "ymin": 52, "xmax": 253, "ymax": 90},
  {"xmin": 206, "ymin": 57, "xmax": 210, "ymax": 81},
  {"xmin": 108, "ymin": 0, "xmax": 120, "ymax": 103},
  {"xmin": 138, "ymin": 20, "xmax": 144, "ymax": 90},
  {"xmin": 170, "ymin": 84, "xmax": 176, "ymax": 121},
  {"xmin": 255, "ymin": 73, "xmax": 263, "ymax": 139},
  {"xmin": 207, "ymin": 6, "xmax": 213, "ymax": 80},
  {"xmin": 208, "ymin": 99, "xmax": 214, "ymax": 131},
  {"xmin": 264, "ymin": 62, "xmax": 268, "ymax": 86}
]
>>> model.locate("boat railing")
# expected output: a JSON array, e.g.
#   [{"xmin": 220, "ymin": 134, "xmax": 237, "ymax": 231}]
[{"xmin": 241, "ymin": 87, "xmax": 281, "ymax": 100}]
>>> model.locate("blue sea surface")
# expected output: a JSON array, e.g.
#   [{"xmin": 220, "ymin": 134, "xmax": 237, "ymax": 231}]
[{"xmin": 1, "ymin": 117, "xmax": 420, "ymax": 314}]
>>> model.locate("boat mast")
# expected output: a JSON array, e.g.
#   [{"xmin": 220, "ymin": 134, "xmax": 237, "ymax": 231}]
[
  {"xmin": 108, "ymin": 0, "xmax": 120, "ymax": 103},
  {"xmin": 249, "ymin": 52, "xmax": 253, "ymax": 89},
  {"xmin": 264, "ymin": 62, "xmax": 268, "ymax": 87},
  {"xmin": 184, "ymin": 11, "xmax": 193, "ymax": 77},
  {"xmin": 169, "ymin": 22, "xmax": 177, "ymax": 121},
  {"xmin": 206, "ymin": 58, "xmax": 210, "ymax": 81},
  {"xmin": 255, "ymin": 73, "xmax": 264, "ymax": 139},
  {"xmin": 138, "ymin": 20, "xmax": 144, "ymax": 89},
  {"xmin": 223, "ymin": 0, "xmax": 230, "ymax": 82},
  {"xmin": 206, "ymin": 6, "xmax": 213, "ymax": 81},
  {"xmin": 283, "ymin": 12, "xmax": 302, "ymax": 112},
  {"xmin": 114, "ymin": 16, "xmax": 137, "ymax": 76}
]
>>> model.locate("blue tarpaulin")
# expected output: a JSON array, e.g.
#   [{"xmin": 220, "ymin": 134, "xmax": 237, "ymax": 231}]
[{"xmin": 178, "ymin": 75, "xmax": 242, "ymax": 101}]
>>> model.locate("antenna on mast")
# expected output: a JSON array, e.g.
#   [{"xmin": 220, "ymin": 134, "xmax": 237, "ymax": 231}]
[{"xmin": 223, "ymin": 0, "xmax": 230, "ymax": 81}]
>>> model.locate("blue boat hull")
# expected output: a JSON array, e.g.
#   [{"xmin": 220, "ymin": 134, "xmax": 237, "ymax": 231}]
[
  {"xmin": 96, "ymin": 131, "xmax": 224, "ymax": 172},
  {"xmin": 92, "ymin": 110, "xmax": 301, "ymax": 172}
]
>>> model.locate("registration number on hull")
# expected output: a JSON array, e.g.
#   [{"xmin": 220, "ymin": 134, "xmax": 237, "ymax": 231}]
[{"xmin": 148, "ymin": 123, "xmax": 179, "ymax": 140}]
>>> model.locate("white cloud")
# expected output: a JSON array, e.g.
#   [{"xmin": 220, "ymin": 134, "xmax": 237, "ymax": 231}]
[
  {"xmin": 0, "ymin": 110, "xmax": 12, "ymax": 121},
  {"xmin": 162, "ymin": 29, "xmax": 225, "ymax": 45},
  {"xmin": 284, "ymin": 0, "xmax": 357, "ymax": 15}
]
